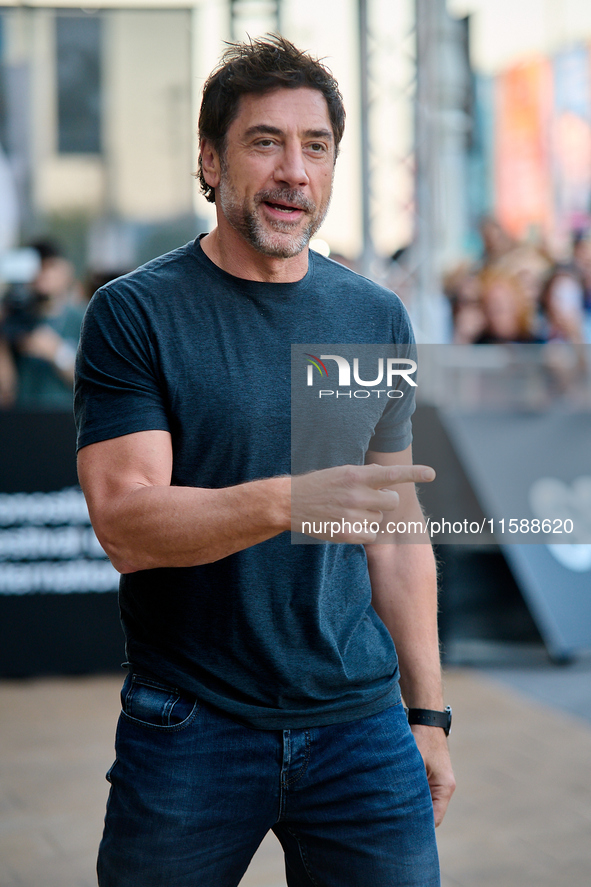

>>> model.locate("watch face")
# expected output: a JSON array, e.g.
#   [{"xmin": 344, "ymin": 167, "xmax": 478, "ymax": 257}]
[{"xmin": 444, "ymin": 706, "xmax": 452, "ymax": 736}]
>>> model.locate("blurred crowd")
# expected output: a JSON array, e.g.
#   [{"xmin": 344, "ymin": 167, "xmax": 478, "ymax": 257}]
[
  {"xmin": 445, "ymin": 217, "xmax": 591, "ymax": 347},
  {"xmin": 0, "ymin": 241, "xmax": 125, "ymax": 411},
  {"xmin": 1, "ymin": 219, "xmax": 590, "ymax": 411}
]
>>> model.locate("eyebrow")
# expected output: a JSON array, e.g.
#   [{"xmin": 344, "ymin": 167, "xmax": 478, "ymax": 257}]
[{"xmin": 244, "ymin": 124, "xmax": 334, "ymax": 142}]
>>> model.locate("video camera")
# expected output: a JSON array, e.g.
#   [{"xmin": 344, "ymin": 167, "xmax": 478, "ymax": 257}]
[{"xmin": 0, "ymin": 248, "xmax": 45, "ymax": 343}]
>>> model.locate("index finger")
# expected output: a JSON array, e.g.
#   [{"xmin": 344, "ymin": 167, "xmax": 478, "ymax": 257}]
[{"xmin": 363, "ymin": 463, "xmax": 436, "ymax": 488}]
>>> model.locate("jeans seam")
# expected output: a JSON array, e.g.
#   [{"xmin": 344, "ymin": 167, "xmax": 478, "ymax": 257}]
[
  {"xmin": 286, "ymin": 826, "xmax": 320, "ymax": 886},
  {"xmin": 119, "ymin": 702, "xmax": 200, "ymax": 732},
  {"xmin": 279, "ymin": 731, "xmax": 290, "ymax": 820},
  {"xmin": 284, "ymin": 730, "xmax": 311, "ymax": 787}
]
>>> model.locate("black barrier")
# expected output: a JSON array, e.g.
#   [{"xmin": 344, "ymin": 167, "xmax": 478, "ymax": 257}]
[
  {"xmin": 438, "ymin": 410, "xmax": 591, "ymax": 660},
  {"xmin": 0, "ymin": 411, "xmax": 124, "ymax": 676},
  {"xmin": 411, "ymin": 407, "xmax": 544, "ymax": 657}
]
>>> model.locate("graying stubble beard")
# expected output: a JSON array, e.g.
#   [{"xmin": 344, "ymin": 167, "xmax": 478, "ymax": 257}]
[{"xmin": 218, "ymin": 165, "xmax": 332, "ymax": 259}]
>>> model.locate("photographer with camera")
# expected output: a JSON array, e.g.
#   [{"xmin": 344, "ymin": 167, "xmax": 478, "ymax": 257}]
[{"xmin": 0, "ymin": 240, "xmax": 85, "ymax": 410}]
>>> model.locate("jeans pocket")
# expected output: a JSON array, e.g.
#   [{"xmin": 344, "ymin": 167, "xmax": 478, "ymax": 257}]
[{"xmin": 120, "ymin": 673, "xmax": 199, "ymax": 731}]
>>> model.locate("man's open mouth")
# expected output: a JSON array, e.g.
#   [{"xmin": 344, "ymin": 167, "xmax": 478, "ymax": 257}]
[
  {"xmin": 258, "ymin": 189, "xmax": 314, "ymax": 216},
  {"xmin": 264, "ymin": 201, "xmax": 303, "ymax": 213}
]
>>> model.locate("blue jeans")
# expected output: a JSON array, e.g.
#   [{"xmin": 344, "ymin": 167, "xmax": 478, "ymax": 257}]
[{"xmin": 97, "ymin": 673, "xmax": 439, "ymax": 886}]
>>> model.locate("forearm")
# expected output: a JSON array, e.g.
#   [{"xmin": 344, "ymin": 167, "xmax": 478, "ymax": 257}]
[
  {"xmin": 89, "ymin": 476, "xmax": 291, "ymax": 573},
  {"xmin": 366, "ymin": 540, "xmax": 443, "ymax": 709},
  {"xmin": 367, "ymin": 539, "xmax": 456, "ymax": 826}
]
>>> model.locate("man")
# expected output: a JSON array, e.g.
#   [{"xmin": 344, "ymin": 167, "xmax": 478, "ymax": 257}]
[{"xmin": 75, "ymin": 36, "xmax": 455, "ymax": 887}]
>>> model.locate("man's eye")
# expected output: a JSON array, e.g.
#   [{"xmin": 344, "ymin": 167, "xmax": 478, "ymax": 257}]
[
  {"xmin": 309, "ymin": 143, "xmax": 326, "ymax": 153},
  {"xmin": 256, "ymin": 139, "xmax": 275, "ymax": 147}
]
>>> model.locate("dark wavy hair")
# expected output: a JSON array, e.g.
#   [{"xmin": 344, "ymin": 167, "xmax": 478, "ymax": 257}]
[{"xmin": 197, "ymin": 35, "xmax": 346, "ymax": 203}]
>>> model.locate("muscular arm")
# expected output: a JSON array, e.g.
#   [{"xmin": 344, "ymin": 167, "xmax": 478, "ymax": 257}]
[
  {"xmin": 77, "ymin": 430, "xmax": 291, "ymax": 573},
  {"xmin": 364, "ymin": 446, "xmax": 456, "ymax": 827},
  {"xmin": 78, "ymin": 431, "xmax": 433, "ymax": 574}
]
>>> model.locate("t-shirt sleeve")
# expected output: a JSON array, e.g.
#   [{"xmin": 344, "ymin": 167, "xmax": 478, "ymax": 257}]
[
  {"xmin": 367, "ymin": 298, "xmax": 417, "ymax": 453},
  {"xmin": 74, "ymin": 286, "xmax": 170, "ymax": 451}
]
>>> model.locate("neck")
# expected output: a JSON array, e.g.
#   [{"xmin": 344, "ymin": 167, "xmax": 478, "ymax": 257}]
[{"xmin": 200, "ymin": 224, "xmax": 309, "ymax": 284}]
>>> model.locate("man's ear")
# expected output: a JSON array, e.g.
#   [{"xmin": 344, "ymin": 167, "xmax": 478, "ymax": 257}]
[{"xmin": 200, "ymin": 138, "xmax": 221, "ymax": 190}]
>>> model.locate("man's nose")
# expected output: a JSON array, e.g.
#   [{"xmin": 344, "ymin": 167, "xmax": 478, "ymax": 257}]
[{"xmin": 274, "ymin": 143, "xmax": 309, "ymax": 188}]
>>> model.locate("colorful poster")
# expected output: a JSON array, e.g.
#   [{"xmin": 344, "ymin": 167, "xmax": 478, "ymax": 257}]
[
  {"xmin": 495, "ymin": 57, "xmax": 554, "ymax": 241},
  {"xmin": 552, "ymin": 45, "xmax": 591, "ymax": 234}
]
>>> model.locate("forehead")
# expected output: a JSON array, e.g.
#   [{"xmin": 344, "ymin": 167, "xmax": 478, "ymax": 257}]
[{"xmin": 228, "ymin": 87, "xmax": 333, "ymax": 139}]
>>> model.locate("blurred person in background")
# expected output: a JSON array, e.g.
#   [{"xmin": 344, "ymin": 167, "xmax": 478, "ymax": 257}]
[
  {"xmin": 572, "ymin": 231, "xmax": 591, "ymax": 342},
  {"xmin": 446, "ymin": 216, "xmax": 554, "ymax": 345},
  {"xmin": 494, "ymin": 243, "xmax": 551, "ymax": 339},
  {"xmin": 1, "ymin": 239, "xmax": 85, "ymax": 409},
  {"xmin": 475, "ymin": 269, "xmax": 541, "ymax": 344},
  {"xmin": 539, "ymin": 264, "xmax": 587, "ymax": 345},
  {"xmin": 480, "ymin": 217, "xmax": 550, "ymax": 330},
  {"xmin": 0, "ymin": 334, "xmax": 17, "ymax": 408},
  {"xmin": 538, "ymin": 263, "xmax": 588, "ymax": 390},
  {"xmin": 444, "ymin": 263, "xmax": 486, "ymax": 344},
  {"xmin": 478, "ymin": 215, "xmax": 515, "ymax": 267}
]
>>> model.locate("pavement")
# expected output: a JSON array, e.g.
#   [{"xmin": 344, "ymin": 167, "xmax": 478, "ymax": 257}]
[{"xmin": 1, "ymin": 656, "xmax": 591, "ymax": 887}]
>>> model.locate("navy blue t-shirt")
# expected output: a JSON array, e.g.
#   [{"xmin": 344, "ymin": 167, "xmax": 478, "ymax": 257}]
[{"xmin": 75, "ymin": 237, "xmax": 416, "ymax": 729}]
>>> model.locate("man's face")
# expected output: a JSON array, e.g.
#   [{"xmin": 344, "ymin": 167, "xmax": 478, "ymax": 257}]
[{"xmin": 214, "ymin": 88, "xmax": 336, "ymax": 258}]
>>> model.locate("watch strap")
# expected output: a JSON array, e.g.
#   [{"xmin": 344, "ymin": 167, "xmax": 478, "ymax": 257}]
[{"xmin": 406, "ymin": 706, "xmax": 452, "ymax": 736}]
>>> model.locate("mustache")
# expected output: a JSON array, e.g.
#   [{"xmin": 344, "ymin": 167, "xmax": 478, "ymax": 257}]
[{"xmin": 255, "ymin": 188, "xmax": 316, "ymax": 213}]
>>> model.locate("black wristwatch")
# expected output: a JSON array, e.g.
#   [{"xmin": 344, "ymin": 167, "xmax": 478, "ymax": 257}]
[{"xmin": 406, "ymin": 706, "xmax": 452, "ymax": 737}]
